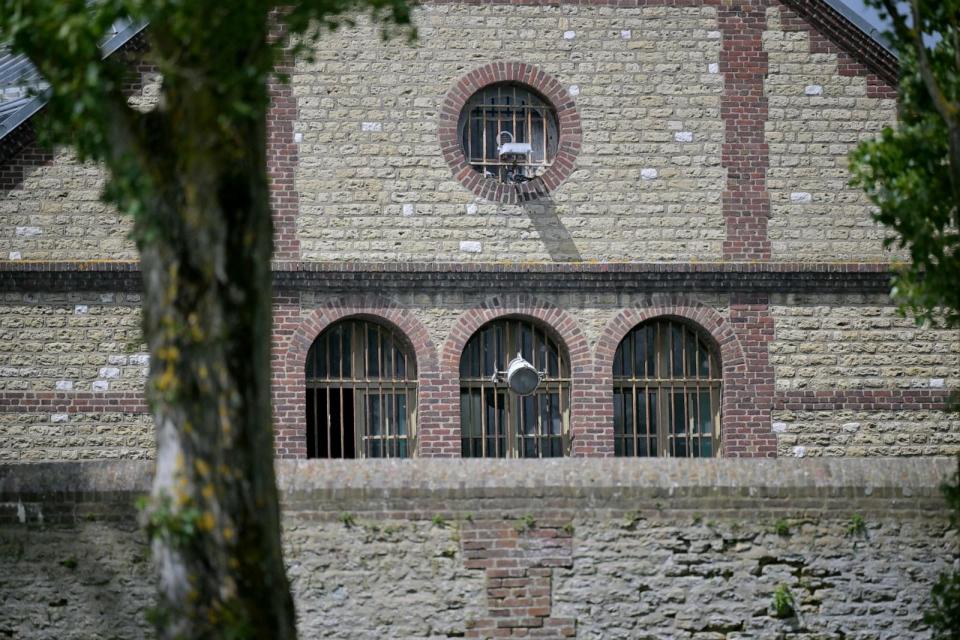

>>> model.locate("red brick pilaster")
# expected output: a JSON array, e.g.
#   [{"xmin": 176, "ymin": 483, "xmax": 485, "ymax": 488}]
[
  {"xmin": 438, "ymin": 295, "xmax": 595, "ymax": 457},
  {"xmin": 267, "ymin": 12, "xmax": 300, "ymax": 261},
  {"xmin": 462, "ymin": 520, "xmax": 575, "ymax": 639},
  {"xmin": 719, "ymin": 1, "xmax": 771, "ymax": 260},
  {"xmin": 594, "ymin": 295, "xmax": 748, "ymax": 457},
  {"xmin": 725, "ymin": 293, "xmax": 776, "ymax": 457},
  {"xmin": 274, "ymin": 295, "xmax": 439, "ymax": 458}
]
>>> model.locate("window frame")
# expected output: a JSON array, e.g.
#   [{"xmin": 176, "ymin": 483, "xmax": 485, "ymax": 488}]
[
  {"xmin": 459, "ymin": 318, "xmax": 570, "ymax": 459},
  {"xmin": 612, "ymin": 319, "xmax": 722, "ymax": 458},
  {"xmin": 305, "ymin": 319, "xmax": 417, "ymax": 459},
  {"xmin": 457, "ymin": 82, "xmax": 560, "ymax": 184}
]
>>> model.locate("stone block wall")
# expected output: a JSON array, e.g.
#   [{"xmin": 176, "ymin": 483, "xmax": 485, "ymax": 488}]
[
  {"xmin": 0, "ymin": 458, "xmax": 954, "ymax": 639},
  {"xmin": 764, "ymin": 4, "xmax": 899, "ymax": 262},
  {"xmin": 294, "ymin": 4, "xmax": 726, "ymax": 262}
]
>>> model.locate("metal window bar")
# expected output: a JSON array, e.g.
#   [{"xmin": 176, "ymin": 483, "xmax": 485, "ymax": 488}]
[
  {"xmin": 305, "ymin": 319, "xmax": 417, "ymax": 459},
  {"xmin": 612, "ymin": 320, "xmax": 722, "ymax": 458},
  {"xmin": 460, "ymin": 318, "xmax": 570, "ymax": 458},
  {"xmin": 459, "ymin": 83, "xmax": 559, "ymax": 182}
]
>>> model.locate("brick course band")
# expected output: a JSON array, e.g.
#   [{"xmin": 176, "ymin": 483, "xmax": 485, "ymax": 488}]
[
  {"xmin": 438, "ymin": 62, "xmax": 582, "ymax": 203},
  {"xmin": 0, "ymin": 391, "xmax": 148, "ymax": 413},
  {"xmin": 0, "ymin": 261, "xmax": 896, "ymax": 294},
  {"xmin": 773, "ymin": 388, "xmax": 953, "ymax": 412}
]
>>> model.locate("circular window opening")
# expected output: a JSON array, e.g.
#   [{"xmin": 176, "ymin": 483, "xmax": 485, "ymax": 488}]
[{"xmin": 457, "ymin": 82, "xmax": 559, "ymax": 185}]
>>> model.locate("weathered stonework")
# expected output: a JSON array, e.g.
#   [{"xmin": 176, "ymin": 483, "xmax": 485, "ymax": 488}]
[
  {"xmin": 294, "ymin": 4, "xmax": 727, "ymax": 262},
  {"xmin": 0, "ymin": 459, "xmax": 954, "ymax": 639},
  {"xmin": 764, "ymin": 4, "xmax": 900, "ymax": 262}
]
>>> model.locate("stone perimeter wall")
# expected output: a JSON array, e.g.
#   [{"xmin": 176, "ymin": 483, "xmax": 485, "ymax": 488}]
[{"xmin": 0, "ymin": 458, "xmax": 954, "ymax": 639}]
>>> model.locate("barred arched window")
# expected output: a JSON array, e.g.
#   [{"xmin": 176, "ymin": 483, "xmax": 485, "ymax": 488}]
[
  {"xmin": 460, "ymin": 318, "xmax": 569, "ymax": 458},
  {"xmin": 613, "ymin": 319, "xmax": 721, "ymax": 457},
  {"xmin": 305, "ymin": 319, "xmax": 416, "ymax": 459}
]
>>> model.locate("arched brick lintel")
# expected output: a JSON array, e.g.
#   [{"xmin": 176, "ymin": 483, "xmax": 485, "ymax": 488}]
[
  {"xmin": 276, "ymin": 295, "xmax": 439, "ymax": 459},
  {"xmin": 593, "ymin": 295, "xmax": 748, "ymax": 458},
  {"xmin": 439, "ymin": 61, "xmax": 582, "ymax": 204},
  {"xmin": 433, "ymin": 294, "xmax": 596, "ymax": 457}
]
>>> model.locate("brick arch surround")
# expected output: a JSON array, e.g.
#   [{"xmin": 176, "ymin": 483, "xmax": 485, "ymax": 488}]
[
  {"xmin": 438, "ymin": 61, "xmax": 582, "ymax": 204},
  {"xmin": 593, "ymin": 295, "xmax": 776, "ymax": 458},
  {"xmin": 435, "ymin": 295, "xmax": 600, "ymax": 457},
  {"xmin": 274, "ymin": 296, "xmax": 439, "ymax": 459}
]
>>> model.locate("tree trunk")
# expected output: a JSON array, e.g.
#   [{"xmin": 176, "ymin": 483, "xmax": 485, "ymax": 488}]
[{"xmin": 135, "ymin": 75, "xmax": 297, "ymax": 638}]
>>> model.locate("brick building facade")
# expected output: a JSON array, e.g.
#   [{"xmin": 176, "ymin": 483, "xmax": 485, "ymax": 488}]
[{"xmin": 0, "ymin": 0, "xmax": 958, "ymax": 461}]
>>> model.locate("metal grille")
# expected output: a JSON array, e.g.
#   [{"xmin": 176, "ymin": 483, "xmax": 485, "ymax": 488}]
[
  {"xmin": 460, "ymin": 319, "xmax": 569, "ymax": 458},
  {"xmin": 305, "ymin": 319, "xmax": 416, "ymax": 459},
  {"xmin": 612, "ymin": 319, "xmax": 722, "ymax": 458},
  {"xmin": 458, "ymin": 82, "xmax": 559, "ymax": 183}
]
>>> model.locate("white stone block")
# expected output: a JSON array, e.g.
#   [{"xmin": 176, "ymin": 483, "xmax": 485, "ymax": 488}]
[
  {"xmin": 707, "ymin": 31, "xmax": 721, "ymax": 39},
  {"xmin": 92, "ymin": 380, "xmax": 110, "ymax": 391},
  {"xmin": 74, "ymin": 305, "xmax": 89, "ymax": 315},
  {"xmin": 790, "ymin": 192, "xmax": 813, "ymax": 203},
  {"xmin": 641, "ymin": 168, "xmax": 658, "ymax": 181},
  {"xmin": 8, "ymin": 252, "xmax": 21, "ymax": 260},
  {"xmin": 99, "ymin": 367, "xmax": 121, "ymax": 379},
  {"xmin": 294, "ymin": 132, "xmax": 303, "ymax": 143},
  {"xmin": 129, "ymin": 354, "xmax": 150, "ymax": 365},
  {"xmin": 15, "ymin": 226, "xmax": 41, "ymax": 237},
  {"xmin": 674, "ymin": 131, "xmax": 693, "ymax": 143},
  {"xmin": 99, "ymin": 293, "xmax": 114, "ymax": 303},
  {"xmin": 51, "ymin": 413, "xmax": 69, "ymax": 423},
  {"xmin": 930, "ymin": 378, "xmax": 946, "ymax": 388},
  {"xmin": 361, "ymin": 122, "xmax": 382, "ymax": 132},
  {"xmin": 805, "ymin": 84, "xmax": 823, "ymax": 96},
  {"xmin": 108, "ymin": 355, "xmax": 128, "ymax": 365},
  {"xmin": 563, "ymin": 30, "xmax": 576, "ymax": 40},
  {"xmin": 459, "ymin": 240, "xmax": 482, "ymax": 253},
  {"xmin": 620, "ymin": 30, "xmax": 631, "ymax": 40},
  {"xmin": 55, "ymin": 380, "xmax": 73, "ymax": 391},
  {"xmin": 772, "ymin": 421, "xmax": 788, "ymax": 433},
  {"xmin": 841, "ymin": 422, "xmax": 861, "ymax": 433},
  {"xmin": 568, "ymin": 85, "xmax": 580, "ymax": 97},
  {"xmin": 792, "ymin": 446, "xmax": 806, "ymax": 458},
  {"xmin": 402, "ymin": 204, "xmax": 415, "ymax": 217},
  {"xmin": 708, "ymin": 63, "xmax": 719, "ymax": 74},
  {"xmin": 465, "ymin": 204, "xmax": 478, "ymax": 216}
]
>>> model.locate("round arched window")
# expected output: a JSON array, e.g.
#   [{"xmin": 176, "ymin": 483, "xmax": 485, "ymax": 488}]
[
  {"xmin": 305, "ymin": 319, "xmax": 416, "ymax": 459},
  {"xmin": 612, "ymin": 319, "xmax": 721, "ymax": 458},
  {"xmin": 459, "ymin": 318, "xmax": 569, "ymax": 458},
  {"xmin": 457, "ymin": 83, "xmax": 559, "ymax": 185}
]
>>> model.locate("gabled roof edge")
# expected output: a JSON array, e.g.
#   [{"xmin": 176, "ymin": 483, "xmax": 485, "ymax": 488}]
[
  {"xmin": 787, "ymin": 0, "xmax": 900, "ymax": 87},
  {"xmin": 0, "ymin": 20, "xmax": 147, "ymax": 146}
]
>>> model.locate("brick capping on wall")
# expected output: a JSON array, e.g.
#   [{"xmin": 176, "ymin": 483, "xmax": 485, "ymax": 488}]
[
  {"xmin": 438, "ymin": 62, "xmax": 582, "ymax": 203},
  {"xmin": 1, "ymin": 458, "xmax": 952, "ymax": 517},
  {"xmin": 0, "ymin": 261, "xmax": 896, "ymax": 293}
]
